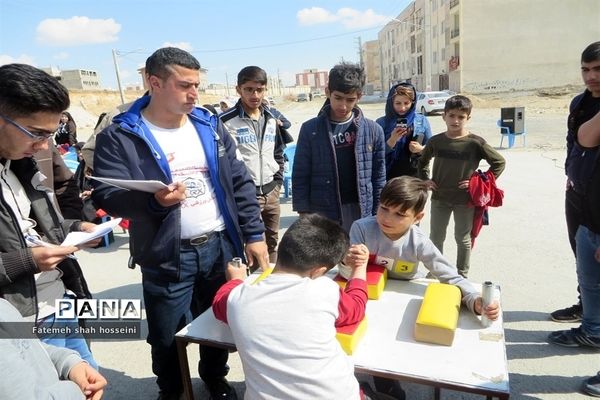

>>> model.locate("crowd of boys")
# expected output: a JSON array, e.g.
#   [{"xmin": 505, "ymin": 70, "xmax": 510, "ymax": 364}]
[{"xmin": 0, "ymin": 41, "xmax": 597, "ymax": 399}]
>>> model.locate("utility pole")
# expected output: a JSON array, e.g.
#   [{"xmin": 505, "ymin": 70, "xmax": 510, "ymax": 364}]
[
  {"xmin": 225, "ymin": 72, "xmax": 230, "ymax": 97},
  {"xmin": 356, "ymin": 37, "xmax": 364, "ymax": 68},
  {"xmin": 423, "ymin": 0, "xmax": 432, "ymax": 90},
  {"xmin": 112, "ymin": 49, "xmax": 126, "ymax": 105}
]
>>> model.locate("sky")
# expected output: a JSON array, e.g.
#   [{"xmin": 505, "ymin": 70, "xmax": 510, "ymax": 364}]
[{"xmin": 0, "ymin": 0, "xmax": 411, "ymax": 89}]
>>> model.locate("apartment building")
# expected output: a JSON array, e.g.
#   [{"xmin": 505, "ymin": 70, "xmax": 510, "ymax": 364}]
[
  {"xmin": 41, "ymin": 67, "xmax": 102, "ymax": 90},
  {"xmin": 295, "ymin": 69, "xmax": 328, "ymax": 92},
  {"xmin": 378, "ymin": 0, "xmax": 600, "ymax": 93},
  {"xmin": 362, "ymin": 40, "xmax": 382, "ymax": 95}
]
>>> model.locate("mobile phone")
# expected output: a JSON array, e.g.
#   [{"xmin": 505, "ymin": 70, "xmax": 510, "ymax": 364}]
[{"xmin": 396, "ymin": 117, "xmax": 408, "ymax": 129}]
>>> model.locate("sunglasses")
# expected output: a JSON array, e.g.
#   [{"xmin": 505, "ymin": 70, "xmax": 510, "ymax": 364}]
[{"xmin": 0, "ymin": 114, "xmax": 53, "ymax": 142}]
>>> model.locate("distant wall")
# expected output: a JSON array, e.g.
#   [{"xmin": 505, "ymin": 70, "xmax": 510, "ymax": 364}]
[{"xmin": 460, "ymin": 0, "xmax": 600, "ymax": 93}]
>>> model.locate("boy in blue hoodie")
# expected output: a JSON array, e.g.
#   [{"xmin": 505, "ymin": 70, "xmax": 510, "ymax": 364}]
[{"xmin": 376, "ymin": 83, "xmax": 432, "ymax": 180}]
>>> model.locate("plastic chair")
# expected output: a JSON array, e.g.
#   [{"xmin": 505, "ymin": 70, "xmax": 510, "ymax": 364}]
[
  {"xmin": 282, "ymin": 144, "xmax": 296, "ymax": 198},
  {"xmin": 497, "ymin": 120, "xmax": 526, "ymax": 148}
]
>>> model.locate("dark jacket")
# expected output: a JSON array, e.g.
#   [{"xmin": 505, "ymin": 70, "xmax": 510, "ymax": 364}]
[
  {"xmin": 565, "ymin": 90, "xmax": 600, "ymax": 233},
  {"xmin": 376, "ymin": 83, "xmax": 432, "ymax": 179},
  {"xmin": 92, "ymin": 96, "xmax": 265, "ymax": 282},
  {"xmin": 0, "ymin": 158, "xmax": 91, "ymax": 318},
  {"xmin": 292, "ymin": 105, "xmax": 386, "ymax": 223}
]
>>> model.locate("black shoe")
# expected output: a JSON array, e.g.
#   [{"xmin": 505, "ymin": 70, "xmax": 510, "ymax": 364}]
[
  {"xmin": 156, "ymin": 391, "xmax": 182, "ymax": 400},
  {"xmin": 583, "ymin": 371, "xmax": 600, "ymax": 397},
  {"xmin": 550, "ymin": 303, "xmax": 582, "ymax": 323},
  {"xmin": 548, "ymin": 327, "xmax": 600, "ymax": 349},
  {"xmin": 204, "ymin": 377, "xmax": 238, "ymax": 400}
]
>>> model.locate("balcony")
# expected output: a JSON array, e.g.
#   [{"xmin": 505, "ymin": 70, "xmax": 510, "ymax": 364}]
[
  {"xmin": 450, "ymin": 0, "xmax": 459, "ymax": 9},
  {"xmin": 450, "ymin": 29, "xmax": 460, "ymax": 39}
]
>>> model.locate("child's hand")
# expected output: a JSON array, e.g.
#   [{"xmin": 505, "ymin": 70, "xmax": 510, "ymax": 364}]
[
  {"xmin": 226, "ymin": 260, "xmax": 248, "ymax": 281},
  {"xmin": 346, "ymin": 244, "xmax": 369, "ymax": 269},
  {"xmin": 458, "ymin": 180, "xmax": 469, "ymax": 190},
  {"xmin": 475, "ymin": 298, "xmax": 500, "ymax": 320},
  {"xmin": 408, "ymin": 141, "xmax": 424, "ymax": 153}
]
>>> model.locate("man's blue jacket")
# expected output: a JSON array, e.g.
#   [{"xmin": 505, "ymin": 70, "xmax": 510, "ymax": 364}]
[
  {"xmin": 292, "ymin": 105, "xmax": 386, "ymax": 223},
  {"xmin": 92, "ymin": 96, "xmax": 264, "ymax": 282}
]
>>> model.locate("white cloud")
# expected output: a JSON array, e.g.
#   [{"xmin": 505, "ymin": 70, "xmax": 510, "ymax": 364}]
[
  {"xmin": 53, "ymin": 51, "xmax": 69, "ymax": 60},
  {"xmin": 0, "ymin": 54, "xmax": 35, "ymax": 66},
  {"xmin": 297, "ymin": 7, "xmax": 390, "ymax": 29},
  {"xmin": 161, "ymin": 42, "xmax": 193, "ymax": 52},
  {"xmin": 297, "ymin": 7, "xmax": 340, "ymax": 25},
  {"xmin": 36, "ymin": 16, "xmax": 121, "ymax": 46}
]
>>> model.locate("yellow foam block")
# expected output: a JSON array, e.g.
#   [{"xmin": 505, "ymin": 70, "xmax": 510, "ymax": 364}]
[
  {"xmin": 334, "ymin": 265, "xmax": 388, "ymax": 300},
  {"xmin": 252, "ymin": 267, "xmax": 274, "ymax": 285},
  {"xmin": 336, "ymin": 317, "xmax": 367, "ymax": 355},
  {"xmin": 414, "ymin": 283, "xmax": 462, "ymax": 346}
]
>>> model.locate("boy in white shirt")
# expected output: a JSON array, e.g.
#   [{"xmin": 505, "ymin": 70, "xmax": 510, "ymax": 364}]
[{"xmin": 213, "ymin": 214, "xmax": 369, "ymax": 399}]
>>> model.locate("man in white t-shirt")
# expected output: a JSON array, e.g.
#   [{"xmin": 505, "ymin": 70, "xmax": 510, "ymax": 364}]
[{"xmin": 92, "ymin": 47, "xmax": 268, "ymax": 400}]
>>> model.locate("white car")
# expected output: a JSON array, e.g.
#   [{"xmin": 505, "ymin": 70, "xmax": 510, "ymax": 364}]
[{"xmin": 416, "ymin": 91, "xmax": 452, "ymax": 115}]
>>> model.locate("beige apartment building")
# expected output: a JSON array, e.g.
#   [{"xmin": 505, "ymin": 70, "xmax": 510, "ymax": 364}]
[
  {"xmin": 362, "ymin": 40, "xmax": 382, "ymax": 94},
  {"xmin": 378, "ymin": 0, "xmax": 600, "ymax": 94}
]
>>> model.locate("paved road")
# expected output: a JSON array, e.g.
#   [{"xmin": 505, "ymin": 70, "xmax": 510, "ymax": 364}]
[{"xmin": 77, "ymin": 100, "xmax": 599, "ymax": 399}]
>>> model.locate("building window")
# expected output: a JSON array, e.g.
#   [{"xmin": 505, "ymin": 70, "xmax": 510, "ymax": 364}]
[
  {"xmin": 441, "ymin": 48, "xmax": 446, "ymax": 62},
  {"xmin": 417, "ymin": 56, "xmax": 423, "ymax": 75},
  {"xmin": 433, "ymin": 51, "xmax": 437, "ymax": 64}
]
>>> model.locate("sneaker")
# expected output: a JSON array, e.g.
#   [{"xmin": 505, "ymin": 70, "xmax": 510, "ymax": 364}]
[
  {"xmin": 204, "ymin": 377, "xmax": 238, "ymax": 400},
  {"xmin": 550, "ymin": 303, "xmax": 582, "ymax": 323},
  {"xmin": 548, "ymin": 327, "xmax": 600, "ymax": 349},
  {"xmin": 583, "ymin": 371, "xmax": 600, "ymax": 397}
]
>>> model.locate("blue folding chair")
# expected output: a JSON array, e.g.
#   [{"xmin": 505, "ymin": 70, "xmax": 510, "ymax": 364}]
[
  {"xmin": 282, "ymin": 144, "xmax": 296, "ymax": 198},
  {"xmin": 498, "ymin": 119, "xmax": 527, "ymax": 148}
]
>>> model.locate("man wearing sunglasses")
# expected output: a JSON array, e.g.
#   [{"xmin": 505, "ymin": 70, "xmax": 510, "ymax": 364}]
[{"xmin": 0, "ymin": 63, "xmax": 105, "ymax": 395}]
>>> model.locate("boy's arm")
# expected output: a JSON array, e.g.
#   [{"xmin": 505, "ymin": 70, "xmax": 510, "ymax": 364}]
[
  {"xmin": 335, "ymin": 275, "xmax": 368, "ymax": 327},
  {"xmin": 212, "ymin": 280, "xmax": 244, "ymax": 324},
  {"xmin": 291, "ymin": 123, "xmax": 312, "ymax": 213},
  {"xmin": 371, "ymin": 123, "xmax": 387, "ymax": 214},
  {"xmin": 418, "ymin": 237, "xmax": 480, "ymax": 314},
  {"xmin": 577, "ymin": 110, "xmax": 600, "ymax": 147},
  {"xmin": 481, "ymin": 142, "xmax": 506, "ymax": 179},
  {"xmin": 417, "ymin": 140, "xmax": 434, "ymax": 180}
]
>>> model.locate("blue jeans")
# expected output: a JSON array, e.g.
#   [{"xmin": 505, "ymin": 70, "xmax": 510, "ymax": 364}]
[
  {"xmin": 143, "ymin": 231, "xmax": 234, "ymax": 394},
  {"xmin": 576, "ymin": 226, "xmax": 600, "ymax": 337},
  {"xmin": 39, "ymin": 314, "xmax": 98, "ymax": 370}
]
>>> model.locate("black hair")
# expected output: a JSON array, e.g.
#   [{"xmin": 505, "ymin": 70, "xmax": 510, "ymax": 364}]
[
  {"xmin": 0, "ymin": 63, "xmax": 70, "ymax": 118},
  {"xmin": 581, "ymin": 41, "xmax": 600, "ymax": 63},
  {"xmin": 277, "ymin": 214, "xmax": 349, "ymax": 273},
  {"xmin": 380, "ymin": 176, "xmax": 429, "ymax": 214},
  {"xmin": 145, "ymin": 47, "xmax": 201, "ymax": 80},
  {"xmin": 94, "ymin": 112, "xmax": 108, "ymax": 130},
  {"xmin": 237, "ymin": 66, "xmax": 267, "ymax": 86},
  {"xmin": 444, "ymin": 94, "xmax": 472, "ymax": 115},
  {"xmin": 327, "ymin": 62, "xmax": 365, "ymax": 94}
]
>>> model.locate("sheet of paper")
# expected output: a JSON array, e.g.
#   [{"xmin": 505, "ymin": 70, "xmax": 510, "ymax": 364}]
[
  {"xmin": 61, "ymin": 218, "xmax": 122, "ymax": 247},
  {"xmin": 90, "ymin": 176, "xmax": 168, "ymax": 193}
]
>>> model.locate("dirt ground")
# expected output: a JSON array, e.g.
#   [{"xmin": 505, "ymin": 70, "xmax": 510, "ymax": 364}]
[{"xmin": 68, "ymin": 87, "xmax": 584, "ymax": 146}]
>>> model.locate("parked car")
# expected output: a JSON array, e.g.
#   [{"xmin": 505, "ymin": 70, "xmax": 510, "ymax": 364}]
[
  {"xmin": 297, "ymin": 93, "xmax": 309, "ymax": 102},
  {"xmin": 416, "ymin": 91, "xmax": 453, "ymax": 115},
  {"xmin": 311, "ymin": 90, "xmax": 323, "ymax": 98},
  {"xmin": 266, "ymin": 96, "xmax": 276, "ymax": 106}
]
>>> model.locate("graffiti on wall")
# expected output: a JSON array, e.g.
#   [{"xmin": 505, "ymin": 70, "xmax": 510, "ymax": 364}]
[{"xmin": 465, "ymin": 77, "xmax": 542, "ymax": 93}]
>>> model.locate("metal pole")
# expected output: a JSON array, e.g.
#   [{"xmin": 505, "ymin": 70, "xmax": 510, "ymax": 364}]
[
  {"xmin": 225, "ymin": 72, "xmax": 230, "ymax": 97},
  {"xmin": 112, "ymin": 49, "xmax": 126, "ymax": 105}
]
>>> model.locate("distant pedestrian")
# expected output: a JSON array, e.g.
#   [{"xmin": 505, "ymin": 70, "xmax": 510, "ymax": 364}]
[{"xmin": 55, "ymin": 111, "xmax": 77, "ymax": 146}]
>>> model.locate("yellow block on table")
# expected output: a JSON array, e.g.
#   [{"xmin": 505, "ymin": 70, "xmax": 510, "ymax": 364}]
[
  {"xmin": 336, "ymin": 317, "xmax": 368, "ymax": 355},
  {"xmin": 414, "ymin": 283, "xmax": 462, "ymax": 346},
  {"xmin": 334, "ymin": 265, "xmax": 388, "ymax": 300}
]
